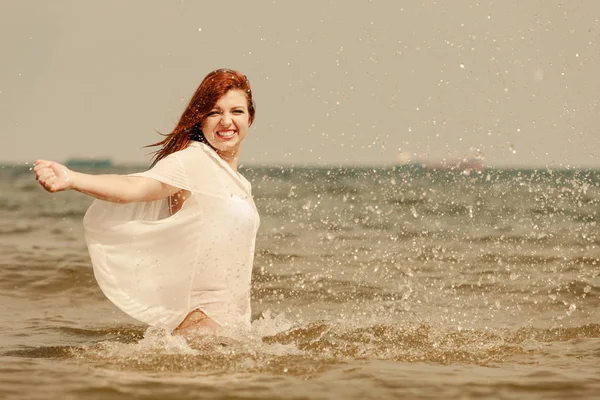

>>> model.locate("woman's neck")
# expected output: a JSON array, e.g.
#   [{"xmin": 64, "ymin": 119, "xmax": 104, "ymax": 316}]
[{"xmin": 217, "ymin": 150, "xmax": 239, "ymax": 171}]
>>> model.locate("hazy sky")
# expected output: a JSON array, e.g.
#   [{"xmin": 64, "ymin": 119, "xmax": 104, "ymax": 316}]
[{"xmin": 1, "ymin": 0, "xmax": 599, "ymax": 167}]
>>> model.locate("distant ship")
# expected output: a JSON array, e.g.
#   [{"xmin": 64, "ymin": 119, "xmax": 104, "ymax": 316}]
[{"xmin": 65, "ymin": 158, "xmax": 113, "ymax": 168}]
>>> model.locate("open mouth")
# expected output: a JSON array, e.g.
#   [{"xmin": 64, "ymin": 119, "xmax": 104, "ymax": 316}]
[{"xmin": 216, "ymin": 130, "xmax": 237, "ymax": 140}]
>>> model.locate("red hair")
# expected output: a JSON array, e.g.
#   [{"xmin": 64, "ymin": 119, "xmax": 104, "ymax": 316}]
[{"xmin": 147, "ymin": 69, "xmax": 256, "ymax": 167}]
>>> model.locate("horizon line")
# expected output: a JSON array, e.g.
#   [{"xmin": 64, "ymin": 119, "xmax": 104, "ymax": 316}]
[{"xmin": 1, "ymin": 161, "xmax": 600, "ymax": 171}]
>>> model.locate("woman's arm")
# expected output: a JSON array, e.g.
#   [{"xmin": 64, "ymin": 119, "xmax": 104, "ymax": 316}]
[{"xmin": 33, "ymin": 160, "xmax": 180, "ymax": 203}]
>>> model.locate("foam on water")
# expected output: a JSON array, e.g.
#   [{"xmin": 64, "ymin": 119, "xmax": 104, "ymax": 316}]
[{"xmin": 16, "ymin": 310, "xmax": 594, "ymax": 375}]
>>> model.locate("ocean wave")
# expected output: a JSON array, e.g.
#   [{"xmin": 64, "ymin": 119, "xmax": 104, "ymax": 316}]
[
  {"xmin": 252, "ymin": 274, "xmax": 388, "ymax": 303},
  {"xmin": 255, "ymin": 249, "xmax": 304, "ymax": 262},
  {"xmin": 55, "ymin": 325, "xmax": 145, "ymax": 341},
  {"xmin": 507, "ymin": 323, "xmax": 600, "ymax": 343},
  {"xmin": 546, "ymin": 280, "xmax": 600, "ymax": 298},
  {"xmin": 568, "ymin": 256, "xmax": 600, "ymax": 266},
  {"xmin": 476, "ymin": 253, "xmax": 563, "ymax": 265},
  {"xmin": 11, "ymin": 182, "xmax": 41, "ymax": 192},
  {"xmin": 468, "ymin": 235, "xmax": 554, "ymax": 245},
  {"xmin": 0, "ymin": 199, "xmax": 22, "ymax": 211},
  {"xmin": 0, "ymin": 224, "xmax": 36, "ymax": 235},
  {"xmin": 385, "ymin": 197, "xmax": 424, "ymax": 206},
  {"xmin": 446, "ymin": 282, "xmax": 500, "ymax": 293},
  {"xmin": 36, "ymin": 210, "xmax": 87, "ymax": 219},
  {"xmin": 6, "ymin": 320, "xmax": 600, "ymax": 373},
  {"xmin": 0, "ymin": 260, "xmax": 101, "ymax": 300}
]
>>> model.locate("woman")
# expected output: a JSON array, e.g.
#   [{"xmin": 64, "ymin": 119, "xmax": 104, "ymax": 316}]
[{"xmin": 33, "ymin": 69, "xmax": 260, "ymax": 335}]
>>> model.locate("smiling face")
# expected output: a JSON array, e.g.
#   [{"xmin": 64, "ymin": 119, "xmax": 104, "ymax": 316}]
[{"xmin": 201, "ymin": 89, "xmax": 251, "ymax": 161}]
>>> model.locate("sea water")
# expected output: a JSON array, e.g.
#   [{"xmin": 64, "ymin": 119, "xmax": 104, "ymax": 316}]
[{"xmin": 1, "ymin": 165, "xmax": 599, "ymax": 399}]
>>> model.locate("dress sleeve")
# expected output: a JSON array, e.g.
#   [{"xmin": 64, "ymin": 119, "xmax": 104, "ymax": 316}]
[{"xmin": 129, "ymin": 152, "xmax": 193, "ymax": 192}]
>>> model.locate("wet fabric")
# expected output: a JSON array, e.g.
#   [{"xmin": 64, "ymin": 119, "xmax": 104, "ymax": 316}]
[{"xmin": 83, "ymin": 142, "xmax": 260, "ymax": 331}]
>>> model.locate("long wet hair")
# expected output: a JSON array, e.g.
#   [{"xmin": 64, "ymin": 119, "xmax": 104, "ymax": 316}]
[{"xmin": 147, "ymin": 69, "xmax": 256, "ymax": 167}]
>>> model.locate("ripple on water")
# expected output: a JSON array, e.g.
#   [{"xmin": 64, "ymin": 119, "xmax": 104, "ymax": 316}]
[{"xmin": 0, "ymin": 257, "xmax": 100, "ymax": 301}]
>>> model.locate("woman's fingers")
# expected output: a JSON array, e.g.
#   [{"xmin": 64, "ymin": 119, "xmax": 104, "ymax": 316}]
[
  {"xmin": 40, "ymin": 172, "xmax": 56, "ymax": 185},
  {"xmin": 39, "ymin": 175, "xmax": 55, "ymax": 191},
  {"xmin": 36, "ymin": 167, "xmax": 53, "ymax": 182},
  {"xmin": 32, "ymin": 160, "xmax": 72, "ymax": 192},
  {"xmin": 33, "ymin": 161, "xmax": 51, "ymax": 177},
  {"xmin": 33, "ymin": 160, "xmax": 59, "ymax": 192},
  {"xmin": 33, "ymin": 160, "xmax": 50, "ymax": 170}
]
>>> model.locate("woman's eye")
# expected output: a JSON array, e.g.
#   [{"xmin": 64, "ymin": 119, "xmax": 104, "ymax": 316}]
[
  {"xmin": 233, "ymin": 109, "xmax": 245, "ymax": 114},
  {"xmin": 207, "ymin": 111, "xmax": 220, "ymax": 116}
]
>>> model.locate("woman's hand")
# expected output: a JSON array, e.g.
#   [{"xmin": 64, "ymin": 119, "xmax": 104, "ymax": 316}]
[{"xmin": 33, "ymin": 160, "xmax": 74, "ymax": 193}]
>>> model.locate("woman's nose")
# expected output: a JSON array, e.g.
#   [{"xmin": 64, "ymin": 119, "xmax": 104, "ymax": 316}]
[{"xmin": 221, "ymin": 113, "xmax": 232, "ymax": 125}]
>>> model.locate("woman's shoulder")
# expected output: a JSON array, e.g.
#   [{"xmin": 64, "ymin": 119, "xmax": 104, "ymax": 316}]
[
  {"xmin": 169, "ymin": 141, "xmax": 220, "ymax": 172},
  {"xmin": 185, "ymin": 141, "xmax": 210, "ymax": 153},
  {"xmin": 149, "ymin": 142, "xmax": 213, "ymax": 173}
]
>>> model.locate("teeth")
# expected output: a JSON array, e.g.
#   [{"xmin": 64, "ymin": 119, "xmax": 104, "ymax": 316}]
[{"xmin": 217, "ymin": 131, "xmax": 235, "ymax": 138}]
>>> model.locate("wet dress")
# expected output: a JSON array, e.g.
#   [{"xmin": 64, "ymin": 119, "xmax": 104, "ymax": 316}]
[{"xmin": 83, "ymin": 141, "xmax": 260, "ymax": 331}]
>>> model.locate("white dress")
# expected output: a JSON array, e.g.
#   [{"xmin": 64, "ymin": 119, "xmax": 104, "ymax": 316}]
[{"xmin": 83, "ymin": 142, "xmax": 260, "ymax": 331}]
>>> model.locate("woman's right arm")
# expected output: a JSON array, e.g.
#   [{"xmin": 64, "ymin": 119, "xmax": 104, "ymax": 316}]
[{"xmin": 33, "ymin": 160, "xmax": 180, "ymax": 203}]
